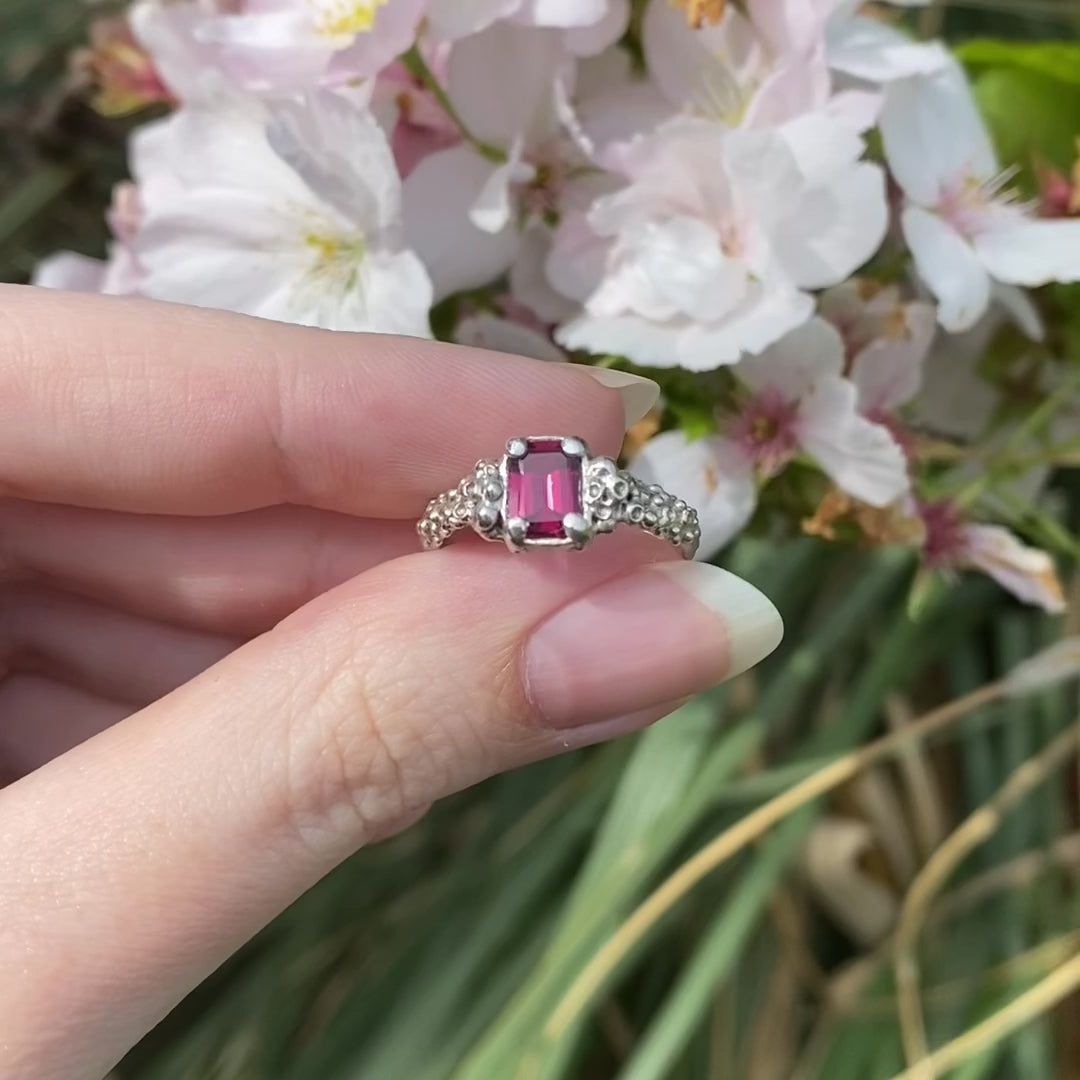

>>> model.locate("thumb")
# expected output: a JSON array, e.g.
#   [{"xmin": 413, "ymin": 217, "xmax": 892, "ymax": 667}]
[{"xmin": 0, "ymin": 535, "xmax": 781, "ymax": 1079}]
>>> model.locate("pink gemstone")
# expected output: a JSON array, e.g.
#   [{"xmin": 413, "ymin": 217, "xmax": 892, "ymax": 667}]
[{"xmin": 506, "ymin": 439, "xmax": 583, "ymax": 540}]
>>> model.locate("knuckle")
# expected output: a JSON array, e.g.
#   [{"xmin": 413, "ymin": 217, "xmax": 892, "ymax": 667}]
[{"xmin": 269, "ymin": 606, "xmax": 452, "ymax": 854}]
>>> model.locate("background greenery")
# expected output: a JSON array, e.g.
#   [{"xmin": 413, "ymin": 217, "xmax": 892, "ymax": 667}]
[{"xmin": 3, "ymin": 3, "xmax": 1080, "ymax": 1079}]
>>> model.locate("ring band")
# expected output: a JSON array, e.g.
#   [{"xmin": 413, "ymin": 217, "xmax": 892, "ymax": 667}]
[{"xmin": 417, "ymin": 436, "xmax": 701, "ymax": 558}]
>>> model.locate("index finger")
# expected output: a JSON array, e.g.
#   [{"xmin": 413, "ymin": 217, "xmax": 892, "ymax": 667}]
[{"xmin": 0, "ymin": 286, "xmax": 657, "ymax": 516}]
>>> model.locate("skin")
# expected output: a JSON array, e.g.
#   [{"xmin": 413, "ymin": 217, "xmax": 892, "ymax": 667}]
[{"xmin": 0, "ymin": 285, "xmax": 759, "ymax": 1079}]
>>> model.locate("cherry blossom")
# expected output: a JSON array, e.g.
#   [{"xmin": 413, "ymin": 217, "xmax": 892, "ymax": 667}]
[
  {"xmin": 554, "ymin": 118, "xmax": 887, "ymax": 368},
  {"xmin": 372, "ymin": 51, "xmax": 460, "ymax": 177},
  {"xmin": 634, "ymin": 318, "xmax": 909, "ymax": 557},
  {"xmin": 826, "ymin": 0, "xmax": 949, "ymax": 85},
  {"xmin": 132, "ymin": 90, "xmax": 432, "ymax": 334},
  {"xmin": 33, "ymin": 183, "xmax": 144, "ymax": 296},
  {"xmin": 882, "ymin": 60, "xmax": 1080, "ymax": 333},
  {"xmin": 426, "ymin": 0, "xmax": 629, "ymax": 56},
  {"xmin": 454, "ymin": 310, "xmax": 566, "ymax": 363},
  {"xmin": 144, "ymin": 0, "xmax": 428, "ymax": 94},
  {"xmin": 920, "ymin": 501, "xmax": 1066, "ymax": 613},
  {"xmin": 819, "ymin": 281, "xmax": 937, "ymax": 422},
  {"xmin": 401, "ymin": 22, "xmax": 612, "ymax": 303}
]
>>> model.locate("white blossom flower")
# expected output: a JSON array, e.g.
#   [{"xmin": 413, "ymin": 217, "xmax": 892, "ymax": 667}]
[
  {"xmin": 826, "ymin": 0, "xmax": 950, "ymax": 85},
  {"xmin": 634, "ymin": 318, "xmax": 909, "ymax": 558},
  {"xmin": 129, "ymin": 0, "xmax": 224, "ymax": 103},
  {"xmin": 134, "ymin": 90, "xmax": 432, "ymax": 335},
  {"xmin": 33, "ymin": 183, "xmax": 143, "ymax": 296},
  {"xmin": 819, "ymin": 281, "xmax": 937, "ymax": 420},
  {"xmin": 554, "ymin": 118, "xmax": 887, "ymax": 368},
  {"xmin": 882, "ymin": 60, "xmax": 1080, "ymax": 333},
  {"xmin": 402, "ymin": 22, "xmax": 616, "ymax": 303},
  {"xmin": 920, "ymin": 501, "xmax": 1066, "ymax": 613},
  {"xmin": 426, "ymin": 0, "xmax": 628, "ymax": 56},
  {"xmin": 641, "ymin": 0, "xmax": 880, "ymax": 182},
  {"xmin": 633, "ymin": 430, "xmax": 758, "ymax": 559},
  {"xmin": 454, "ymin": 310, "xmax": 566, "ymax": 362},
  {"xmin": 168, "ymin": 0, "xmax": 428, "ymax": 93}
]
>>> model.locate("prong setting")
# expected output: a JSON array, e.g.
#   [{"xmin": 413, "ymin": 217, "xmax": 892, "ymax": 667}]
[
  {"xmin": 560, "ymin": 436, "xmax": 586, "ymax": 457},
  {"xmin": 505, "ymin": 516, "xmax": 529, "ymax": 552},
  {"xmin": 506, "ymin": 438, "xmax": 528, "ymax": 459},
  {"xmin": 562, "ymin": 513, "xmax": 591, "ymax": 549}
]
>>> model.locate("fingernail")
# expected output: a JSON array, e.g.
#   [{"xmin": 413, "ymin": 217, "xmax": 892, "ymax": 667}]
[
  {"xmin": 525, "ymin": 562, "xmax": 783, "ymax": 730},
  {"xmin": 582, "ymin": 367, "xmax": 661, "ymax": 427}
]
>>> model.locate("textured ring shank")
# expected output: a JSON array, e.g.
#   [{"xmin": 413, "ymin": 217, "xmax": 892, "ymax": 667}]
[{"xmin": 417, "ymin": 459, "xmax": 701, "ymax": 558}]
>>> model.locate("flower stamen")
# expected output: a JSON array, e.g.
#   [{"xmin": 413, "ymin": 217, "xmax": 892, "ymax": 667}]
[
  {"xmin": 309, "ymin": 0, "xmax": 387, "ymax": 40},
  {"xmin": 937, "ymin": 164, "xmax": 1033, "ymax": 239}
]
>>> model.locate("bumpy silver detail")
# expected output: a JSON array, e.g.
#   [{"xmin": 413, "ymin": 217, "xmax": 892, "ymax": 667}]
[{"xmin": 417, "ymin": 436, "xmax": 701, "ymax": 558}]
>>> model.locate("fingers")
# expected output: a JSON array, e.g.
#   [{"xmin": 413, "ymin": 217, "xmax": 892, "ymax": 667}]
[
  {"xmin": 0, "ymin": 588, "xmax": 237, "ymax": 706},
  {"xmin": 0, "ymin": 676, "xmax": 131, "ymax": 781},
  {"xmin": 0, "ymin": 537, "xmax": 782, "ymax": 1079},
  {"xmin": 0, "ymin": 590, "xmax": 237, "ymax": 778},
  {"xmin": 0, "ymin": 286, "xmax": 656, "ymax": 515},
  {"xmin": 2, "ymin": 499, "xmax": 416, "ymax": 635}
]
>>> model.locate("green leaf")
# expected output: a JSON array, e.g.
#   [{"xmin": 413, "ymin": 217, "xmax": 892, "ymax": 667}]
[
  {"xmin": 618, "ymin": 812, "xmax": 813, "ymax": 1080},
  {"xmin": 959, "ymin": 39, "xmax": 1080, "ymax": 88},
  {"xmin": 972, "ymin": 65, "xmax": 1080, "ymax": 179}
]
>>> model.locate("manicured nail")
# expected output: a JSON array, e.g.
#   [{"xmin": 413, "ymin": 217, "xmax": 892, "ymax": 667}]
[
  {"xmin": 582, "ymin": 367, "xmax": 661, "ymax": 427},
  {"xmin": 525, "ymin": 562, "xmax": 783, "ymax": 730}
]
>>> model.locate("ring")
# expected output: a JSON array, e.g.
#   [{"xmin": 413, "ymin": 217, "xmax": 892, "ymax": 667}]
[{"xmin": 417, "ymin": 436, "xmax": 701, "ymax": 558}]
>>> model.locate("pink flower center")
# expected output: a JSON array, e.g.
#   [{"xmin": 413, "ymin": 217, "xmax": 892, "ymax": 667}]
[
  {"xmin": 516, "ymin": 143, "xmax": 570, "ymax": 226},
  {"xmin": 937, "ymin": 166, "xmax": 1029, "ymax": 240},
  {"xmin": 919, "ymin": 499, "xmax": 969, "ymax": 567},
  {"xmin": 732, "ymin": 390, "xmax": 799, "ymax": 475}
]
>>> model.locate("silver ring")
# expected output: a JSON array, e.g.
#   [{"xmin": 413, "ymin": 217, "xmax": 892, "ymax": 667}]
[{"xmin": 417, "ymin": 436, "xmax": 701, "ymax": 558}]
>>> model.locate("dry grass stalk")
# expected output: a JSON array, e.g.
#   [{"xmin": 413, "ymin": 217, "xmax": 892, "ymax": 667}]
[
  {"xmin": 544, "ymin": 680, "xmax": 1007, "ymax": 1039},
  {"xmin": 886, "ymin": 694, "xmax": 948, "ymax": 858},
  {"xmin": 892, "ymin": 723, "xmax": 1080, "ymax": 1075},
  {"xmin": 884, "ymin": 951, "xmax": 1080, "ymax": 1080}
]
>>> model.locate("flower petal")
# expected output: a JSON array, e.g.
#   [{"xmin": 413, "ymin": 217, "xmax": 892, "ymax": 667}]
[
  {"xmin": 773, "ymin": 162, "xmax": 888, "ymax": 288},
  {"xmin": 633, "ymin": 431, "xmax": 757, "ymax": 559},
  {"xmin": 849, "ymin": 301, "xmax": 936, "ymax": 412},
  {"xmin": 827, "ymin": 14, "xmax": 949, "ymax": 84},
  {"xmin": 556, "ymin": 311, "xmax": 688, "ymax": 368},
  {"xmin": 974, "ymin": 219, "xmax": 1080, "ymax": 287},
  {"xmin": 510, "ymin": 226, "xmax": 579, "ymax": 323},
  {"xmin": 32, "ymin": 252, "xmax": 109, "ymax": 293},
  {"xmin": 880, "ymin": 60, "xmax": 997, "ymax": 206},
  {"xmin": 737, "ymin": 316, "xmax": 847, "ymax": 396},
  {"xmin": 402, "ymin": 145, "xmax": 519, "ymax": 299},
  {"xmin": 563, "ymin": 0, "xmax": 629, "ymax": 55},
  {"xmin": 446, "ymin": 21, "xmax": 569, "ymax": 145},
  {"xmin": 798, "ymin": 376, "xmax": 910, "ymax": 505},
  {"xmin": 455, "ymin": 312, "xmax": 565, "ymax": 362},
  {"xmin": 268, "ymin": 92, "xmax": 401, "ymax": 231},
  {"xmin": 642, "ymin": 0, "xmax": 745, "ymax": 113},
  {"xmin": 469, "ymin": 136, "xmax": 535, "ymax": 233},
  {"xmin": 962, "ymin": 525, "xmax": 1066, "ymax": 613},
  {"xmin": 426, "ymin": 0, "xmax": 520, "ymax": 39},
  {"xmin": 902, "ymin": 205, "xmax": 991, "ymax": 333}
]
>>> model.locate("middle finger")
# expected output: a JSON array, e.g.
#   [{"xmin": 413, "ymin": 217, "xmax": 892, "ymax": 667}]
[{"xmin": 2, "ymin": 500, "xmax": 415, "ymax": 635}]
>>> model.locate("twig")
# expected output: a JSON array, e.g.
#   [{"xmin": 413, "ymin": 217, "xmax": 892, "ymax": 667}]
[
  {"xmin": 400, "ymin": 46, "xmax": 505, "ymax": 163},
  {"xmin": 884, "ymin": 951, "xmax": 1080, "ymax": 1080},
  {"xmin": 542, "ymin": 680, "xmax": 1006, "ymax": 1040},
  {"xmin": 892, "ymin": 724, "xmax": 1080, "ymax": 1076}
]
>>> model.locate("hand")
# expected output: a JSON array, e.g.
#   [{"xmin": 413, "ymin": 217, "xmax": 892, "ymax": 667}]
[{"xmin": 0, "ymin": 285, "xmax": 782, "ymax": 1079}]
